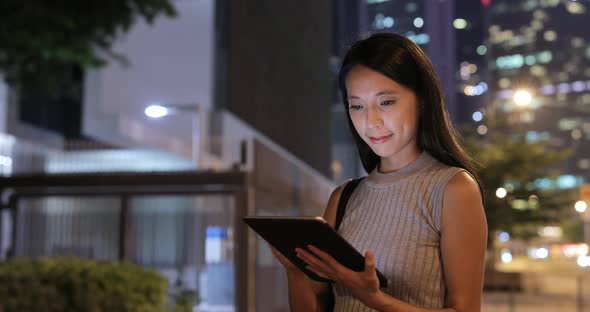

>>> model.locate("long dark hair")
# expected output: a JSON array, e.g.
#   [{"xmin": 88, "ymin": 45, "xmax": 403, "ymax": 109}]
[{"xmin": 339, "ymin": 32, "xmax": 481, "ymax": 186}]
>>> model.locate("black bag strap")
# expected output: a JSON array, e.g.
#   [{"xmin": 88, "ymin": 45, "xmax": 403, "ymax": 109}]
[
  {"xmin": 335, "ymin": 177, "xmax": 365, "ymax": 231},
  {"xmin": 326, "ymin": 177, "xmax": 365, "ymax": 312}
]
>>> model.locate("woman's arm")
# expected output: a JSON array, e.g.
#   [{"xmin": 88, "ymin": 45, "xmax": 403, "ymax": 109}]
[
  {"xmin": 438, "ymin": 171, "xmax": 488, "ymax": 311},
  {"xmin": 297, "ymin": 172, "xmax": 487, "ymax": 312},
  {"xmin": 275, "ymin": 182, "xmax": 347, "ymax": 312}
]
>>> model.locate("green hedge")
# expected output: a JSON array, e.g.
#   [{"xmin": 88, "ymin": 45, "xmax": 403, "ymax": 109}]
[{"xmin": 0, "ymin": 258, "xmax": 168, "ymax": 312}]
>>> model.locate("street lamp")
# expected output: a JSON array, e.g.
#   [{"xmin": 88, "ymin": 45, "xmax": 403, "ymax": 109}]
[
  {"xmin": 144, "ymin": 103, "xmax": 203, "ymax": 166},
  {"xmin": 513, "ymin": 89, "xmax": 533, "ymax": 107},
  {"xmin": 144, "ymin": 104, "xmax": 169, "ymax": 118}
]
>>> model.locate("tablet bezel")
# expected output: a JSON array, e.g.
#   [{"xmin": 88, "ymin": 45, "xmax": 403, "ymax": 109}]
[{"xmin": 243, "ymin": 216, "xmax": 388, "ymax": 288}]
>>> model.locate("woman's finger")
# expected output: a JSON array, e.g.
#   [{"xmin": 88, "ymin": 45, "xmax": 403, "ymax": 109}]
[
  {"xmin": 296, "ymin": 248, "xmax": 325, "ymax": 266},
  {"xmin": 364, "ymin": 250, "xmax": 376, "ymax": 274},
  {"xmin": 307, "ymin": 245, "xmax": 347, "ymax": 271},
  {"xmin": 305, "ymin": 264, "xmax": 331, "ymax": 280}
]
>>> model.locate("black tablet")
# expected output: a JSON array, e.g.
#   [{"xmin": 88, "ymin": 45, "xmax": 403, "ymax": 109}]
[{"xmin": 243, "ymin": 216, "xmax": 388, "ymax": 288}]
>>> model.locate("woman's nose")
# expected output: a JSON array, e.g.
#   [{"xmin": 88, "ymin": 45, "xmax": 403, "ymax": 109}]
[{"xmin": 367, "ymin": 106, "xmax": 383, "ymax": 129}]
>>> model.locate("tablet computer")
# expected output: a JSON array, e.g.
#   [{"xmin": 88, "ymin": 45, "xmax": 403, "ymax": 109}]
[{"xmin": 243, "ymin": 216, "xmax": 388, "ymax": 288}]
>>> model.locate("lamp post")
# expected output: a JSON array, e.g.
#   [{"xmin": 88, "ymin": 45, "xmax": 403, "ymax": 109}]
[{"xmin": 144, "ymin": 103, "xmax": 203, "ymax": 166}]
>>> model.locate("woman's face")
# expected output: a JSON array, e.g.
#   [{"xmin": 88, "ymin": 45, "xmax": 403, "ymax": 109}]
[{"xmin": 345, "ymin": 65, "xmax": 420, "ymax": 168}]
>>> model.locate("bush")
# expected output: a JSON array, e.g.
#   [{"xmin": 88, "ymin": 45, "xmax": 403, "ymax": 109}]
[{"xmin": 0, "ymin": 257, "xmax": 168, "ymax": 312}]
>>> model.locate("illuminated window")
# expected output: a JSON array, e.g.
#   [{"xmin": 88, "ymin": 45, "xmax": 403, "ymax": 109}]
[
  {"xmin": 523, "ymin": 0, "xmax": 539, "ymax": 11},
  {"xmin": 374, "ymin": 14, "xmax": 385, "ymax": 29},
  {"xmin": 525, "ymin": 55, "xmax": 536, "ymax": 66},
  {"xmin": 557, "ymin": 175, "xmax": 581, "ymax": 189},
  {"xmin": 558, "ymin": 118, "xmax": 581, "ymax": 131},
  {"xmin": 537, "ymin": 51, "xmax": 553, "ymax": 63},
  {"xmin": 572, "ymin": 129, "xmax": 583, "ymax": 140},
  {"xmin": 572, "ymin": 81, "xmax": 586, "ymax": 92},
  {"xmin": 558, "ymin": 81, "xmax": 570, "ymax": 93},
  {"xmin": 496, "ymin": 54, "xmax": 524, "ymax": 69},
  {"xmin": 407, "ymin": 33, "xmax": 430, "ymax": 45},
  {"xmin": 530, "ymin": 65, "xmax": 546, "ymax": 76},
  {"xmin": 545, "ymin": 0, "xmax": 560, "ymax": 7},
  {"xmin": 533, "ymin": 9, "xmax": 546, "ymax": 20},
  {"xmin": 406, "ymin": 2, "xmax": 418, "ymax": 13},
  {"xmin": 541, "ymin": 84, "xmax": 555, "ymax": 95},
  {"xmin": 534, "ymin": 178, "xmax": 552, "ymax": 189},
  {"xmin": 566, "ymin": 1, "xmax": 586, "ymax": 14},
  {"xmin": 571, "ymin": 37, "xmax": 584, "ymax": 48},
  {"xmin": 543, "ymin": 30, "xmax": 557, "ymax": 42},
  {"xmin": 453, "ymin": 18, "xmax": 467, "ymax": 29},
  {"xmin": 499, "ymin": 78, "xmax": 511, "ymax": 88},
  {"xmin": 531, "ymin": 20, "xmax": 542, "ymax": 31},
  {"xmin": 526, "ymin": 131, "xmax": 539, "ymax": 142},
  {"xmin": 383, "ymin": 16, "xmax": 394, "ymax": 28}
]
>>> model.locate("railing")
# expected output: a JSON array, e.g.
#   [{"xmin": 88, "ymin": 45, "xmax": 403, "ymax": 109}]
[{"xmin": 0, "ymin": 170, "xmax": 249, "ymax": 312}]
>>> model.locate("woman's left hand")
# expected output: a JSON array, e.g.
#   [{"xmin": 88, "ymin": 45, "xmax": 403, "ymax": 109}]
[{"xmin": 295, "ymin": 245, "xmax": 384, "ymax": 308}]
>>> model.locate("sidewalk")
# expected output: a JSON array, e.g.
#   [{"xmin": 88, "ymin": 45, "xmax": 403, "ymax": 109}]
[{"xmin": 483, "ymin": 291, "xmax": 581, "ymax": 312}]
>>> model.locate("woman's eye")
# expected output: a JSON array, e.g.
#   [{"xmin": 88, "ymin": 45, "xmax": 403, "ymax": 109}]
[
  {"xmin": 381, "ymin": 100, "xmax": 395, "ymax": 106},
  {"xmin": 349, "ymin": 104, "xmax": 363, "ymax": 110}
]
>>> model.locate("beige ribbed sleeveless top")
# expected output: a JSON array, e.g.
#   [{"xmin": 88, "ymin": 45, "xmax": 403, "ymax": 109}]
[{"xmin": 333, "ymin": 152, "xmax": 465, "ymax": 311}]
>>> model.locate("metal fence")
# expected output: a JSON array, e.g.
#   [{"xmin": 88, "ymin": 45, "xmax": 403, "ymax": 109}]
[{"xmin": 0, "ymin": 171, "xmax": 249, "ymax": 312}]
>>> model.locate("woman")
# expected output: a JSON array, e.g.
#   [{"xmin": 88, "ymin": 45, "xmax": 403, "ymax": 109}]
[{"xmin": 273, "ymin": 32, "xmax": 487, "ymax": 312}]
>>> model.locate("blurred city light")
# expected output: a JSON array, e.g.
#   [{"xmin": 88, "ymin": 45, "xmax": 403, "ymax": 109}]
[
  {"xmin": 501, "ymin": 249, "xmax": 513, "ymax": 263},
  {"xmin": 407, "ymin": 33, "xmax": 430, "ymax": 45},
  {"xmin": 528, "ymin": 247, "xmax": 550, "ymax": 259},
  {"xmin": 476, "ymin": 45, "xmax": 487, "ymax": 55},
  {"xmin": 562, "ymin": 244, "xmax": 589, "ymax": 258},
  {"xmin": 566, "ymin": 1, "xmax": 586, "ymax": 14},
  {"xmin": 543, "ymin": 30, "xmax": 557, "ymax": 42},
  {"xmin": 511, "ymin": 199, "xmax": 529, "ymax": 210},
  {"xmin": 472, "ymin": 111, "xmax": 483, "ymax": 122},
  {"xmin": 144, "ymin": 104, "xmax": 169, "ymax": 118},
  {"xmin": 536, "ymin": 248, "xmax": 549, "ymax": 259},
  {"xmin": 383, "ymin": 16, "xmax": 394, "ymax": 28},
  {"xmin": 575, "ymin": 200, "xmax": 587, "ymax": 212},
  {"xmin": 464, "ymin": 82, "xmax": 488, "ymax": 96},
  {"xmin": 477, "ymin": 125, "xmax": 488, "ymax": 135},
  {"xmin": 496, "ymin": 187, "xmax": 507, "ymax": 198},
  {"xmin": 0, "ymin": 155, "xmax": 12, "ymax": 167},
  {"xmin": 577, "ymin": 255, "xmax": 590, "ymax": 268},
  {"xmin": 539, "ymin": 226, "xmax": 562, "ymax": 238},
  {"xmin": 498, "ymin": 231, "xmax": 510, "ymax": 242},
  {"xmin": 413, "ymin": 17, "xmax": 424, "ymax": 28},
  {"xmin": 571, "ymin": 129, "xmax": 582, "ymax": 140},
  {"xmin": 513, "ymin": 89, "xmax": 533, "ymax": 106},
  {"xmin": 453, "ymin": 18, "xmax": 467, "ymax": 29},
  {"xmin": 528, "ymin": 194, "xmax": 539, "ymax": 208}
]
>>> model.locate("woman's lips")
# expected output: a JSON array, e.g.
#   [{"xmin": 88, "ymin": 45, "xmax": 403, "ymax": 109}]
[{"xmin": 369, "ymin": 134, "xmax": 393, "ymax": 144}]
